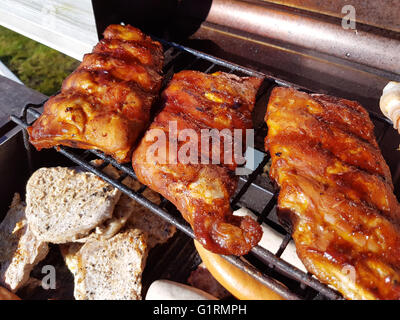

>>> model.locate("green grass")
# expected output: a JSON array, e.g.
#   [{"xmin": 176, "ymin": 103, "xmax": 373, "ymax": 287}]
[{"xmin": 0, "ymin": 25, "xmax": 79, "ymax": 96}]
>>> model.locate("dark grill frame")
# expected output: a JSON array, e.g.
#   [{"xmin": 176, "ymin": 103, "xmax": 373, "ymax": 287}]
[{"xmin": 10, "ymin": 37, "xmax": 394, "ymax": 300}]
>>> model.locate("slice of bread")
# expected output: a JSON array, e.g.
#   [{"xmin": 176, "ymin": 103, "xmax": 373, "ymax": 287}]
[
  {"xmin": 79, "ymin": 162, "xmax": 176, "ymax": 247},
  {"xmin": 61, "ymin": 228, "xmax": 148, "ymax": 300},
  {"xmin": 73, "ymin": 164, "xmax": 132, "ymax": 242},
  {"xmin": 125, "ymin": 182, "xmax": 176, "ymax": 249},
  {"xmin": 0, "ymin": 193, "xmax": 49, "ymax": 292},
  {"xmin": 25, "ymin": 167, "xmax": 121, "ymax": 243}
]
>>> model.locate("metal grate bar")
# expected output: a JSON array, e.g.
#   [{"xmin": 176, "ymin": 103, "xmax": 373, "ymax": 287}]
[
  {"xmin": 250, "ymin": 245, "xmax": 342, "ymax": 300},
  {"xmin": 275, "ymin": 233, "xmax": 292, "ymax": 258},
  {"xmin": 152, "ymin": 36, "xmax": 264, "ymax": 77},
  {"xmin": 204, "ymin": 63, "xmax": 216, "ymax": 74},
  {"xmin": 257, "ymin": 192, "xmax": 278, "ymax": 223},
  {"xmin": 231, "ymin": 154, "xmax": 270, "ymax": 207}
]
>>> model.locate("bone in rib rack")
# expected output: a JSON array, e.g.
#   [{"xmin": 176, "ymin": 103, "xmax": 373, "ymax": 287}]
[{"xmin": 10, "ymin": 37, "xmax": 394, "ymax": 300}]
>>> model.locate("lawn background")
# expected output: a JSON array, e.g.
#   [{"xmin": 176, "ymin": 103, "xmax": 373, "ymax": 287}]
[{"xmin": 0, "ymin": 25, "xmax": 79, "ymax": 96}]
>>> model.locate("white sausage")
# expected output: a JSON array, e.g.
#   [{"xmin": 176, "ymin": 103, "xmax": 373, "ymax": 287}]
[
  {"xmin": 380, "ymin": 81, "xmax": 400, "ymax": 132},
  {"xmin": 145, "ymin": 279, "xmax": 218, "ymax": 300}
]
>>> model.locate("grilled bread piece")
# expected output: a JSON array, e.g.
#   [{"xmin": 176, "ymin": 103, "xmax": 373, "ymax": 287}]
[
  {"xmin": 61, "ymin": 228, "xmax": 147, "ymax": 300},
  {"xmin": 78, "ymin": 162, "xmax": 176, "ymax": 246},
  {"xmin": 0, "ymin": 194, "xmax": 49, "ymax": 292},
  {"xmin": 132, "ymin": 70, "xmax": 263, "ymax": 255},
  {"xmin": 124, "ymin": 180, "xmax": 176, "ymax": 249},
  {"xmin": 27, "ymin": 24, "xmax": 163, "ymax": 163},
  {"xmin": 72, "ymin": 163, "xmax": 135, "ymax": 242},
  {"xmin": 25, "ymin": 167, "xmax": 121, "ymax": 243},
  {"xmin": 266, "ymin": 87, "xmax": 400, "ymax": 300}
]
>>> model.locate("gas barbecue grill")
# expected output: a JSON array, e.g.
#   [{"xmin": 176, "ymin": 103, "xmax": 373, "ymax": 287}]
[{"xmin": 2, "ymin": 0, "xmax": 400, "ymax": 300}]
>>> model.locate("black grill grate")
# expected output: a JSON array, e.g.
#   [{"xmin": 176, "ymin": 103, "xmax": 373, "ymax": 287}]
[{"xmin": 10, "ymin": 37, "xmax": 394, "ymax": 300}]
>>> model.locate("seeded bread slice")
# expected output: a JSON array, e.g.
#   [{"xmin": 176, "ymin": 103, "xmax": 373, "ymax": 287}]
[
  {"xmin": 61, "ymin": 228, "xmax": 148, "ymax": 300},
  {"xmin": 72, "ymin": 164, "xmax": 131, "ymax": 242},
  {"xmin": 125, "ymin": 181, "xmax": 176, "ymax": 249},
  {"xmin": 25, "ymin": 167, "xmax": 121, "ymax": 243},
  {"xmin": 0, "ymin": 193, "xmax": 49, "ymax": 292},
  {"xmin": 77, "ymin": 162, "xmax": 176, "ymax": 247}
]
